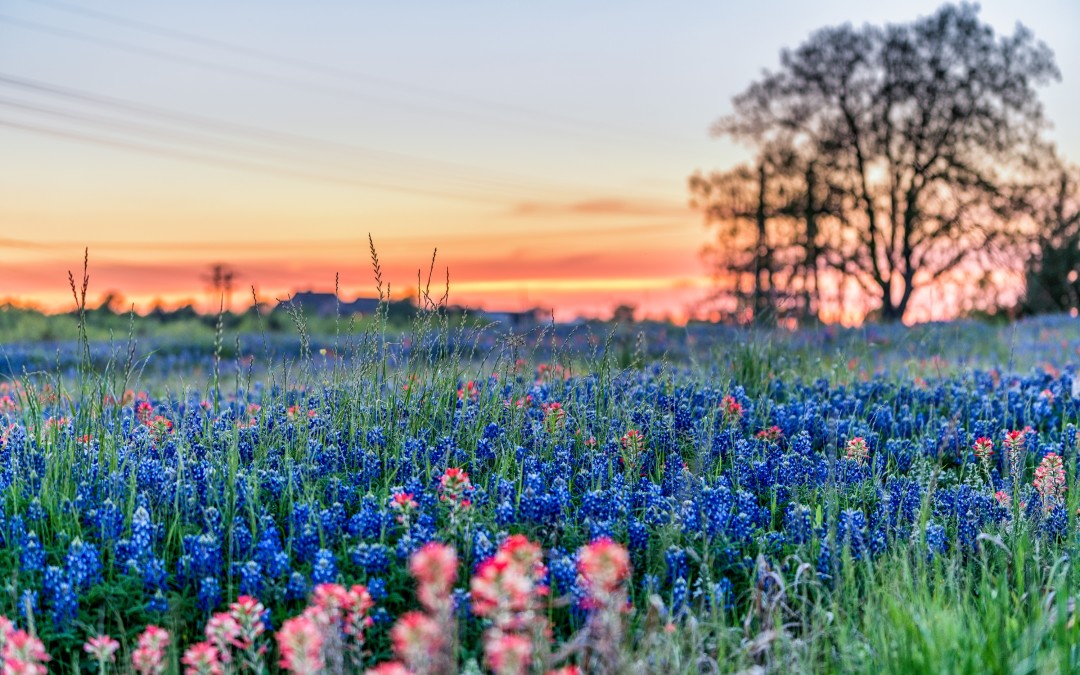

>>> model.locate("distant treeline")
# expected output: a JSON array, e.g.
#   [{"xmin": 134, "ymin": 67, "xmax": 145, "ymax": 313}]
[{"xmin": 0, "ymin": 297, "xmax": 418, "ymax": 343}]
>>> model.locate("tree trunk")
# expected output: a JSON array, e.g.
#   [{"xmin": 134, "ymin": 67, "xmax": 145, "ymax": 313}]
[
  {"xmin": 753, "ymin": 161, "xmax": 771, "ymax": 324},
  {"xmin": 803, "ymin": 161, "xmax": 819, "ymax": 323}
]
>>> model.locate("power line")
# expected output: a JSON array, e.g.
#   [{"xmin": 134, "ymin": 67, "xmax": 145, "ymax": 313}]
[
  {"xmin": 0, "ymin": 14, "xmax": 457, "ymax": 119},
  {"xmin": 0, "ymin": 95, "xmax": 555, "ymax": 199},
  {"xmin": 0, "ymin": 73, "xmax": 688, "ymax": 209},
  {"xmin": 19, "ymin": 0, "xmax": 699, "ymax": 147},
  {"xmin": 0, "ymin": 72, "xmax": 641, "ymax": 200},
  {"xmin": 0, "ymin": 10, "xmax": 696, "ymax": 154},
  {"xmin": 0, "ymin": 116, "xmax": 512, "ymax": 204}
]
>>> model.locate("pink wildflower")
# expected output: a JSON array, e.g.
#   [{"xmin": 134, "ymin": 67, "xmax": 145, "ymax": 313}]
[
  {"xmin": 470, "ymin": 536, "xmax": 548, "ymax": 622},
  {"xmin": 756, "ymin": 426, "xmax": 782, "ymax": 442},
  {"xmin": 366, "ymin": 663, "xmax": 414, "ymax": 675},
  {"xmin": 1034, "ymin": 452, "xmax": 1067, "ymax": 508},
  {"xmin": 1004, "ymin": 428, "xmax": 1030, "ymax": 484},
  {"xmin": 136, "ymin": 401, "xmax": 155, "ymax": 425},
  {"xmin": 276, "ymin": 615, "xmax": 325, "ymax": 675},
  {"xmin": 720, "ymin": 395, "xmax": 742, "ymax": 423},
  {"xmin": 620, "ymin": 429, "xmax": 644, "ymax": 451},
  {"xmin": 541, "ymin": 402, "xmax": 567, "ymax": 432},
  {"xmin": 578, "ymin": 538, "xmax": 631, "ymax": 597},
  {"xmin": 4, "ymin": 629, "xmax": 50, "ymax": 675},
  {"xmin": 439, "ymin": 468, "xmax": 472, "ymax": 504},
  {"xmin": 619, "ymin": 430, "xmax": 646, "ymax": 474},
  {"xmin": 973, "ymin": 437, "xmax": 994, "ymax": 462},
  {"xmin": 409, "ymin": 543, "xmax": 458, "ymax": 612},
  {"xmin": 484, "ymin": 633, "xmax": 533, "ymax": 675},
  {"xmin": 471, "ymin": 557, "xmax": 530, "ymax": 619},
  {"xmin": 181, "ymin": 642, "xmax": 224, "ymax": 675},
  {"xmin": 305, "ymin": 583, "xmax": 374, "ymax": 640},
  {"xmin": 83, "ymin": 635, "xmax": 120, "ymax": 663},
  {"xmin": 845, "ymin": 437, "xmax": 869, "ymax": 464},
  {"xmin": 577, "ymin": 539, "xmax": 631, "ymax": 670},
  {"xmin": 471, "ymin": 535, "xmax": 550, "ymax": 671},
  {"xmin": 227, "ymin": 595, "xmax": 267, "ymax": 649},
  {"xmin": 132, "ymin": 625, "xmax": 170, "ymax": 675},
  {"xmin": 204, "ymin": 613, "xmax": 241, "ymax": 659},
  {"xmin": 457, "ymin": 380, "xmax": 480, "ymax": 401},
  {"xmin": 390, "ymin": 611, "xmax": 444, "ymax": 667},
  {"xmin": 390, "ymin": 491, "xmax": 420, "ymax": 527}
]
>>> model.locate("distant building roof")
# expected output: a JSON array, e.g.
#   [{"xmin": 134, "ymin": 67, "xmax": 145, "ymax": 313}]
[
  {"xmin": 276, "ymin": 291, "xmax": 380, "ymax": 317},
  {"xmin": 476, "ymin": 307, "xmax": 548, "ymax": 328}
]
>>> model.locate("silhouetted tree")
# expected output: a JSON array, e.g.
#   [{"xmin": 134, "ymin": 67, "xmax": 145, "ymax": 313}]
[
  {"xmin": 691, "ymin": 145, "xmax": 834, "ymax": 324},
  {"xmin": 94, "ymin": 291, "xmax": 126, "ymax": 315},
  {"xmin": 1024, "ymin": 163, "xmax": 1080, "ymax": 313},
  {"xmin": 203, "ymin": 263, "xmax": 237, "ymax": 311},
  {"xmin": 611, "ymin": 304, "xmax": 637, "ymax": 324},
  {"xmin": 697, "ymin": 3, "xmax": 1059, "ymax": 322}
]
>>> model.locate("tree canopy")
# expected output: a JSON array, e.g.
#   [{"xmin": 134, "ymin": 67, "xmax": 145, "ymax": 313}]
[{"xmin": 693, "ymin": 3, "xmax": 1060, "ymax": 323}]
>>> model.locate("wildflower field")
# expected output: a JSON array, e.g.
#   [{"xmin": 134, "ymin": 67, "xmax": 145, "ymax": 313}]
[{"xmin": 4, "ymin": 300, "xmax": 1080, "ymax": 674}]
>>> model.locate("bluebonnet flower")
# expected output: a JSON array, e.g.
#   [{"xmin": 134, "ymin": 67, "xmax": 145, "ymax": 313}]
[
  {"xmin": 475, "ymin": 436, "xmax": 496, "ymax": 463},
  {"xmin": 203, "ymin": 506, "xmax": 223, "ymax": 537},
  {"xmin": 311, "ymin": 548, "xmax": 337, "ymax": 585},
  {"xmin": 347, "ymin": 497, "xmax": 385, "ymax": 540},
  {"xmin": 286, "ymin": 571, "xmax": 309, "ymax": 602},
  {"xmin": 319, "ymin": 503, "xmax": 347, "ymax": 541},
  {"xmin": 129, "ymin": 506, "xmax": 154, "ymax": 563},
  {"xmin": 231, "ymin": 516, "xmax": 253, "ymax": 559},
  {"xmin": 26, "ymin": 499, "xmax": 44, "ymax": 524},
  {"xmin": 711, "ymin": 578, "xmax": 734, "ymax": 612},
  {"xmin": 784, "ymin": 504, "xmax": 813, "ymax": 545},
  {"xmin": 237, "ymin": 560, "xmax": 264, "ymax": 597},
  {"xmin": 671, "ymin": 577, "xmax": 689, "ymax": 618},
  {"xmin": 925, "ymin": 522, "xmax": 948, "ymax": 559},
  {"xmin": 838, "ymin": 509, "xmax": 868, "ymax": 560},
  {"xmin": 628, "ymin": 519, "xmax": 649, "ymax": 552},
  {"xmin": 198, "ymin": 576, "xmax": 221, "ymax": 613},
  {"xmin": 293, "ymin": 514, "xmax": 320, "ymax": 564},
  {"xmin": 728, "ymin": 512, "xmax": 755, "ymax": 543},
  {"xmin": 143, "ymin": 556, "xmax": 167, "ymax": 594},
  {"xmin": 87, "ymin": 499, "xmax": 123, "ymax": 543},
  {"xmin": 452, "ymin": 588, "xmax": 471, "ymax": 619},
  {"xmin": 366, "ymin": 426, "xmax": 387, "ymax": 448},
  {"xmin": 665, "ymin": 547, "xmax": 689, "ymax": 583},
  {"xmin": 817, "ymin": 539, "xmax": 833, "ymax": 582},
  {"xmin": 548, "ymin": 549, "xmax": 579, "ymax": 597},
  {"xmin": 17, "ymin": 589, "xmax": 38, "ymax": 622},
  {"xmin": 367, "ymin": 577, "xmax": 388, "ymax": 601},
  {"xmin": 20, "ymin": 531, "xmax": 45, "ymax": 574},
  {"xmin": 695, "ymin": 481, "xmax": 730, "ymax": 533},
  {"xmin": 470, "ymin": 531, "xmax": 496, "ymax": 567},
  {"xmin": 495, "ymin": 500, "xmax": 516, "ymax": 527},
  {"xmin": 43, "ymin": 566, "xmax": 78, "ymax": 628},
  {"xmin": 350, "ymin": 543, "xmax": 390, "ymax": 575},
  {"xmin": 66, "ymin": 538, "xmax": 102, "ymax": 590},
  {"xmin": 147, "ymin": 590, "xmax": 169, "ymax": 613},
  {"xmin": 1044, "ymin": 506, "xmax": 1068, "ymax": 540},
  {"xmin": 182, "ymin": 532, "xmax": 223, "ymax": 581},
  {"xmin": 255, "ymin": 524, "xmax": 289, "ymax": 580}
]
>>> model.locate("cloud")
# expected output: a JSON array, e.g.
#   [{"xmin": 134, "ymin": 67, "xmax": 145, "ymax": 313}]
[
  {"xmin": 0, "ymin": 237, "xmax": 51, "ymax": 250},
  {"xmin": 512, "ymin": 198, "xmax": 690, "ymax": 218}
]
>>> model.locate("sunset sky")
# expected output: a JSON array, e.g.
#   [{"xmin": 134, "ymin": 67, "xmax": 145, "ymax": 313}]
[{"xmin": 1, "ymin": 0, "xmax": 1078, "ymax": 321}]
